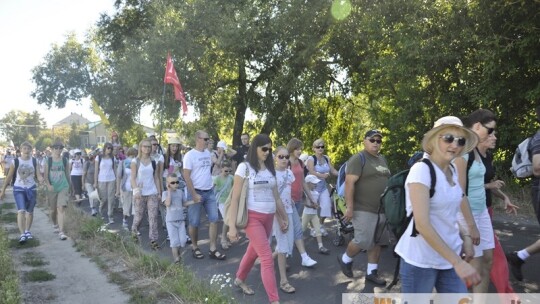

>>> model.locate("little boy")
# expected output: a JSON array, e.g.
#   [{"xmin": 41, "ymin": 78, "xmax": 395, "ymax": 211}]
[
  {"xmin": 212, "ymin": 161, "xmax": 234, "ymax": 250},
  {"xmin": 302, "ymin": 175, "xmax": 329, "ymax": 254},
  {"xmin": 162, "ymin": 173, "xmax": 187, "ymax": 263}
]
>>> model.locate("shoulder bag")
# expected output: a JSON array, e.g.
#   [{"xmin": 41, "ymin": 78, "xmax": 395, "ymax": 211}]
[{"xmin": 224, "ymin": 163, "xmax": 250, "ymax": 229}]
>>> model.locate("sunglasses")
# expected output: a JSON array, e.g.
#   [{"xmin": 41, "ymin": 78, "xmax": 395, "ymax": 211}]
[
  {"xmin": 277, "ymin": 155, "xmax": 290, "ymax": 160},
  {"xmin": 152, "ymin": 143, "xmax": 158, "ymax": 146},
  {"xmin": 200, "ymin": 138, "xmax": 209, "ymax": 141},
  {"xmin": 481, "ymin": 124, "xmax": 495, "ymax": 135},
  {"xmin": 260, "ymin": 147, "xmax": 272, "ymax": 152},
  {"xmin": 315, "ymin": 145, "xmax": 325, "ymax": 149},
  {"xmin": 224, "ymin": 170, "xmax": 231, "ymax": 173},
  {"xmin": 169, "ymin": 181, "xmax": 180, "ymax": 185},
  {"xmin": 106, "ymin": 146, "xmax": 113, "ymax": 150},
  {"xmin": 440, "ymin": 134, "xmax": 466, "ymax": 147},
  {"xmin": 368, "ymin": 139, "xmax": 382, "ymax": 144}
]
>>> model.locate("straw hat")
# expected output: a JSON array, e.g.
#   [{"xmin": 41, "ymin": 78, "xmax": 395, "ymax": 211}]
[{"xmin": 422, "ymin": 116, "xmax": 478, "ymax": 156}]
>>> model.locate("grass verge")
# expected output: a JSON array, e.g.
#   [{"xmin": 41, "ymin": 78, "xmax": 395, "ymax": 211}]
[
  {"xmin": 21, "ymin": 252, "xmax": 48, "ymax": 267},
  {"xmin": 63, "ymin": 205, "xmax": 233, "ymax": 303},
  {"xmin": 0, "ymin": 228, "xmax": 22, "ymax": 304},
  {"xmin": 23, "ymin": 269, "xmax": 55, "ymax": 282}
]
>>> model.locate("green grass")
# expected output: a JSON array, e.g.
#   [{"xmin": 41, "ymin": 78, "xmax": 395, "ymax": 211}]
[
  {"xmin": 63, "ymin": 204, "xmax": 231, "ymax": 303},
  {"xmin": 0, "ymin": 203, "xmax": 16, "ymax": 212},
  {"xmin": 21, "ymin": 252, "xmax": 48, "ymax": 267},
  {"xmin": 9, "ymin": 238, "xmax": 40, "ymax": 249},
  {"xmin": 0, "ymin": 228, "xmax": 21, "ymax": 304},
  {"xmin": 23, "ymin": 269, "xmax": 55, "ymax": 282},
  {"xmin": 0, "ymin": 212, "xmax": 17, "ymax": 223}
]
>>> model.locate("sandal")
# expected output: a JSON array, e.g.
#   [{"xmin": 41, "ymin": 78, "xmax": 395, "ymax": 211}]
[
  {"xmin": 150, "ymin": 241, "xmax": 160, "ymax": 250},
  {"xmin": 209, "ymin": 249, "xmax": 226, "ymax": 260},
  {"xmin": 192, "ymin": 248, "xmax": 204, "ymax": 259},
  {"xmin": 234, "ymin": 278, "xmax": 255, "ymax": 295},
  {"xmin": 280, "ymin": 281, "xmax": 296, "ymax": 294}
]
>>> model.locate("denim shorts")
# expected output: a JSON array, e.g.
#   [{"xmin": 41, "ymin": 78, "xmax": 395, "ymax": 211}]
[
  {"xmin": 13, "ymin": 186, "xmax": 37, "ymax": 213},
  {"xmin": 400, "ymin": 258, "xmax": 467, "ymax": 293},
  {"xmin": 291, "ymin": 206, "xmax": 303, "ymax": 241},
  {"xmin": 187, "ymin": 188, "xmax": 219, "ymax": 227}
]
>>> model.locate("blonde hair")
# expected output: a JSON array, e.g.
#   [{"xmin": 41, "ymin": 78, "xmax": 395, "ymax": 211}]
[{"xmin": 312, "ymin": 138, "xmax": 324, "ymax": 148}]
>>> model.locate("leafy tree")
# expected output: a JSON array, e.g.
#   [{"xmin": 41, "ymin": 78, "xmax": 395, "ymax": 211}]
[{"xmin": 0, "ymin": 110, "xmax": 46, "ymax": 147}]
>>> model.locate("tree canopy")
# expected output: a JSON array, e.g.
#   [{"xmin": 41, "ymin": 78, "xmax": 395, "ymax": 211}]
[{"xmin": 30, "ymin": 0, "xmax": 540, "ymax": 172}]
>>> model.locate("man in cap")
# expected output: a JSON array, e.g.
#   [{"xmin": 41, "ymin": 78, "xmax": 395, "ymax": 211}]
[{"xmin": 337, "ymin": 129, "xmax": 391, "ymax": 286}]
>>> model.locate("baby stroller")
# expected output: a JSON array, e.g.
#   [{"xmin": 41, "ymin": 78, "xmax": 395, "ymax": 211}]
[{"xmin": 329, "ymin": 185, "xmax": 354, "ymax": 246}]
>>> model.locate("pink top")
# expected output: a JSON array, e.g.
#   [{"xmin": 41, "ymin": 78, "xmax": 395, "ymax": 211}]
[{"xmin": 290, "ymin": 161, "xmax": 304, "ymax": 202}]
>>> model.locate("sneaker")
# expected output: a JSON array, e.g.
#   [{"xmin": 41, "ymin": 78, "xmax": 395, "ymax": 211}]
[
  {"xmin": 91, "ymin": 208, "xmax": 97, "ymax": 216},
  {"xmin": 59, "ymin": 232, "xmax": 67, "ymax": 240},
  {"xmin": 320, "ymin": 227, "xmax": 328, "ymax": 237},
  {"xmin": 122, "ymin": 219, "xmax": 129, "ymax": 230},
  {"xmin": 301, "ymin": 256, "xmax": 317, "ymax": 267},
  {"xmin": 24, "ymin": 231, "xmax": 33, "ymax": 240},
  {"xmin": 337, "ymin": 255, "xmax": 353, "ymax": 278},
  {"xmin": 366, "ymin": 270, "xmax": 386, "ymax": 286},
  {"xmin": 108, "ymin": 218, "xmax": 115, "ymax": 225},
  {"xmin": 506, "ymin": 251, "xmax": 525, "ymax": 281},
  {"xmin": 310, "ymin": 229, "xmax": 317, "ymax": 237},
  {"xmin": 19, "ymin": 234, "xmax": 27, "ymax": 244},
  {"xmin": 318, "ymin": 246, "xmax": 330, "ymax": 255}
]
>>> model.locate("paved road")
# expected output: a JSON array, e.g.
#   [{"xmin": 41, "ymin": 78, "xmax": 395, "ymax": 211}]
[{"xmin": 76, "ymin": 197, "xmax": 540, "ymax": 304}]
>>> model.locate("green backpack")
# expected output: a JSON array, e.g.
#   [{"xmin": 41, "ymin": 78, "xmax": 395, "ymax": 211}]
[{"xmin": 379, "ymin": 158, "xmax": 437, "ymax": 239}]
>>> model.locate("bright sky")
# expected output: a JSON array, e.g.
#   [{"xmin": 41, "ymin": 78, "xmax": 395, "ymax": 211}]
[{"xmin": 0, "ymin": 0, "xmax": 157, "ymax": 130}]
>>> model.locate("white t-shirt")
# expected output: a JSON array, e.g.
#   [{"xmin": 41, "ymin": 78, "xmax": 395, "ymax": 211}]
[
  {"xmin": 163, "ymin": 156, "xmax": 182, "ymax": 178},
  {"xmin": 394, "ymin": 159, "xmax": 464, "ymax": 269},
  {"xmin": 13, "ymin": 158, "xmax": 37, "ymax": 188},
  {"xmin": 163, "ymin": 189, "xmax": 185, "ymax": 221},
  {"xmin": 134, "ymin": 158, "xmax": 158, "ymax": 196},
  {"xmin": 70, "ymin": 158, "xmax": 84, "ymax": 176},
  {"xmin": 303, "ymin": 190, "xmax": 320, "ymax": 215},
  {"xmin": 236, "ymin": 162, "xmax": 276, "ymax": 214},
  {"xmin": 97, "ymin": 156, "xmax": 116, "ymax": 182},
  {"xmin": 121, "ymin": 158, "xmax": 133, "ymax": 191},
  {"xmin": 183, "ymin": 149, "xmax": 213, "ymax": 190},
  {"xmin": 276, "ymin": 169, "xmax": 295, "ymax": 214}
]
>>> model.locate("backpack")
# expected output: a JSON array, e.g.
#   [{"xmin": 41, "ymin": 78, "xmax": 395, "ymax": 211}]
[
  {"xmin": 135, "ymin": 158, "xmax": 157, "ymax": 175},
  {"xmin": 510, "ymin": 137, "xmax": 533, "ymax": 178},
  {"xmin": 336, "ymin": 152, "xmax": 366, "ymax": 197},
  {"xmin": 11, "ymin": 157, "xmax": 38, "ymax": 186},
  {"xmin": 304, "ymin": 155, "xmax": 329, "ymax": 177},
  {"xmin": 380, "ymin": 158, "xmax": 437, "ymax": 239}
]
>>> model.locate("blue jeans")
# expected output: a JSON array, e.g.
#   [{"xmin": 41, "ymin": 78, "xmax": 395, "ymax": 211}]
[
  {"xmin": 291, "ymin": 206, "xmax": 303, "ymax": 241},
  {"xmin": 294, "ymin": 200, "xmax": 304, "ymax": 216},
  {"xmin": 13, "ymin": 186, "xmax": 37, "ymax": 213},
  {"xmin": 400, "ymin": 258, "xmax": 467, "ymax": 293},
  {"xmin": 187, "ymin": 188, "xmax": 219, "ymax": 227}
]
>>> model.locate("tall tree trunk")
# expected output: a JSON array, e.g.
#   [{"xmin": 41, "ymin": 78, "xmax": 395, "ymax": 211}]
[{"xmin": 233, "ymin": 59, "xmax": 248, "ymax": 147}]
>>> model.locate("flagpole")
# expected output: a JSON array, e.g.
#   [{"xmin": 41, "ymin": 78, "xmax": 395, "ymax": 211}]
[{"xmin": 158, "ymin": 82, "xmax": 166, "ymax": 146}]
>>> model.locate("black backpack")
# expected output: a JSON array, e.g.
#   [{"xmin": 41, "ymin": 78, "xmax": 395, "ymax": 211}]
[
  {"xmin": 304, "ymin": 155, "xmax": 329, "ymax": 177},
  {"xmin": 11, "ymin": 157, "xmax": 38, "ymax": 186}
]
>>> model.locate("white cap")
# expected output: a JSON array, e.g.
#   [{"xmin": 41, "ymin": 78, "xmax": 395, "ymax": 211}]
[
  {"xmin": 73, "ymin": 149, "xmax": 82, "ymax": 154},
  {"xmin": 217, "ymin": 141, "xmax": 227, "ymax": 149},
  {"xmin": 305, "ymin": 174, "xmax": 321, "ymax": 184},
  {"xmin": 299, "ymin": 153, "xmax": 309, "ymax": 163}
]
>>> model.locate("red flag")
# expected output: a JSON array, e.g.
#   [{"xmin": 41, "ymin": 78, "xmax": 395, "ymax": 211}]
[{"xmin": 164, "ymin": 52, "xmax": 188, "ymax": 115}]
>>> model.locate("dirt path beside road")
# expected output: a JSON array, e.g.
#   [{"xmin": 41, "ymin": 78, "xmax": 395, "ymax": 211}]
[{"xmin": 0, "ymin": 185, "xmax": 130, "ymax": 304}]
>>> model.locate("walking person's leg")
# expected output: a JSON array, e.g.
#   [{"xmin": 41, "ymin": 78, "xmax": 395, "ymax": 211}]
[
  {"xmin": 106, "ymin": 180, "xmax": 116, "ymax": 222},
  {"xmin": 147, "ymin": 195, "xmax": 160, "ymax": 246}
]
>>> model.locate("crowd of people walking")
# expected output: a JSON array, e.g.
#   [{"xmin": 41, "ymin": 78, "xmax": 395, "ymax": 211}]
[{"xmin": 1, "ymin": 107, "xmax": 540, "ymax": 303}]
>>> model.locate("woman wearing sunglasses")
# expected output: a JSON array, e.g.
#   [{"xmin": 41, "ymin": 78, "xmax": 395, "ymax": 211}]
[
  {"xmin": 306, "ymin": 138, "xmax": 338, "ymax": 238},
  {"xmin": 395, "ymin": 116, "xmax": 481, "ymax": 293},
  {"xmin": 456, "ymin": 109, "xmax": 498, "ymax": 294},
  {"xmin": 227, "ymin": 134, "xmax": 288, "ymax": 304},
  {"xmin": 94, "ymin": 143, "xmax": 118, "ymax": 224}
]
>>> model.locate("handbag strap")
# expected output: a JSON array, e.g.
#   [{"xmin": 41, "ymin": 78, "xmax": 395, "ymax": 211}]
[{"xmin": 277, "ymin": 169, "xmax": 289, "ymax": 195}]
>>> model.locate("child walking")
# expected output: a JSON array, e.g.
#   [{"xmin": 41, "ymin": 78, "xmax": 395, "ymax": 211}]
[
  {"xmin": 213, "ymin": 161, "xmax": 234, "ymax": 250},
  {"xmin": 302, "ymin": 174, "xmax": 330, "ymax": 254},
  {"xmin": 163, "ymin": 173, "xmax": 187, "ymax": 264}
]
